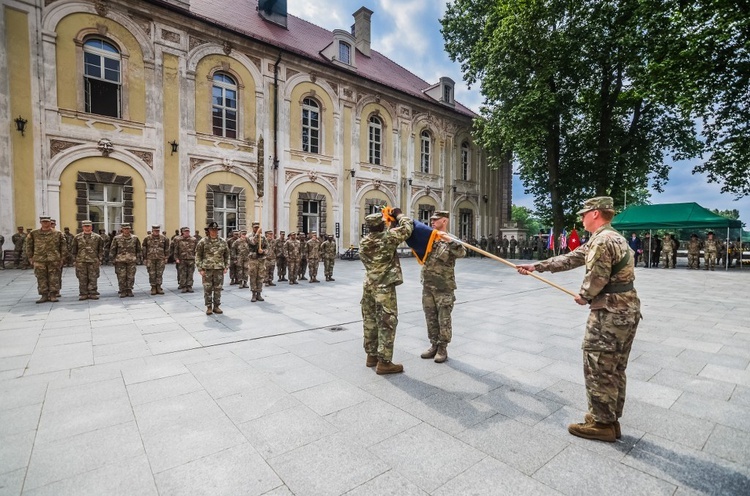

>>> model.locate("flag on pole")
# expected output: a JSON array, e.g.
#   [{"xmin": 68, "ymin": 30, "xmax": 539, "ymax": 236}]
[
  {"xmin": 568, "ymin": 228, "xmax": 581, "ymax": 251},
  {"xmin": 560, "ymin": 228, "xmax": 568, "ymax": 251},
  {"xmin": 547, "ymin": 228, "xmax": 554, "ymax": 251}
]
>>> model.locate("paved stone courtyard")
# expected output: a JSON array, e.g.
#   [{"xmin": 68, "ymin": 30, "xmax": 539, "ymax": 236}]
[{"xmin": 1, "ymin": 256, "xmax": 749, "ymax": 495}]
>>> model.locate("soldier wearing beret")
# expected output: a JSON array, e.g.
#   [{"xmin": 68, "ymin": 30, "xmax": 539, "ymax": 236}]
[
  {"xmin": 517, "ymin": 197, "xmax": 640, "ymax": 443},
  {"xmin": 71, "ymin": 220, "xmax": 104, "ymax": 300}
]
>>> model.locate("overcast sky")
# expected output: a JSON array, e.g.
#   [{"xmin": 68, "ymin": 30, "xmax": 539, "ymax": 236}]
[{"xmin": 289, "ymin": 0, "xmax": 749, "ymax": 225}]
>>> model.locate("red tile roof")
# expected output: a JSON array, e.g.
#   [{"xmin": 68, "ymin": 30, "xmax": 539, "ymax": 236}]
[{"xmin": 187, "ymin": 0, "xmax": 476, "ymax": 118}]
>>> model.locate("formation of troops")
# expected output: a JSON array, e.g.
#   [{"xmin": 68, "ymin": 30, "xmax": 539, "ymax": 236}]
[
  {"xmin": 628, "ymin": 231, "xmax": 745, "ymax": 270},
  {"xmin": 462, "ymin": 233, "xmax": 558, "ymax": 260},
  {"xmin": 7, "ymin": 216, "xmax": 338, "ymax": 310}
]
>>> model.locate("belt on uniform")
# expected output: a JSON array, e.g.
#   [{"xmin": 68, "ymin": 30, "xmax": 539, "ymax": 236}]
[{"xmin": 601, "ymin": 282, "xmax": 634, "ymax": 293}]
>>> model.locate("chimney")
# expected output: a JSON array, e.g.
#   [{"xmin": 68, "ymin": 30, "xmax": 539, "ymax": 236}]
[
  {"xmin": 352, "ymin": 7, "xmax": 373, "ymax": 57},
  {"xmin": 258, "ymin": 0, "xmax": 288, "ymax": 28}
]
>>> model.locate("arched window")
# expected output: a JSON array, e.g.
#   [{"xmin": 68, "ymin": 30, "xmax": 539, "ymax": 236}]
[
  {"xmin": 84, "ymin": 39, "xmax": 121, "ymax": 118},
  {"xmin": 339, "ymin": 41, "xmax": 351, "ymax": 65},
  {"xmin": 368, "ymin": 115, "xmax": 382, "ymax": 165},
  {"xmin": 212, "ymin": 73, "xmax": 238, "ymax": 138},
  {"xmin": 461, "ymin": 142, "xmax": 470, "ymax": 180},
  {"xmin": 420, "ymin": 130, "xmax": 431, "ymax": 173},
  {"xmin": 302, "ymin": 98, "xmax": 320, "ymax": 154}
]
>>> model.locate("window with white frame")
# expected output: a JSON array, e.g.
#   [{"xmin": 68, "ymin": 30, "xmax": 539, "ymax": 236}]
[
  {"xmin": 418, "ymin": 204, "xmax": 434, "ymax": 225},
  {"xmin": 212, "ymin": 73, "xmax": 238, "ymax": 139},
  {"xmin": 302, "ymin": 98, "xmax": 320, "ymax": 154},
  {"xmin": 84, "ymin": 39, "xmax": 121, "ymax": 118},
  {"xmin": 459, "ymin": 210, "xmax": 473, "ymax": 239},
  {"xmin": 461, "ymin": 142, "xmax": 470, "ymax": 181},
  {"xmin": 443, "ymin": 84, "xmax": 453, "ymax": 104},
  {"xmin": 302, "ymin": 200, "xmax": 320, "ymax": 234},
  {"xmin": 87, "ymin": 183, "xmax": 124, "ymax": 233},
  {"xmin": 213, "ymin": 193, "xmax": 238, "ymax": 238},
  {"xmin": 420, "ymin": 130, "xmax": 431, "ymax": 173},
  {"xmin": 339, "ymin": 41, "xmax": 351, "ymax": 65},
  {"xmin": 368, "ymin": 115, "xmax": 382, "ymax": 165}
]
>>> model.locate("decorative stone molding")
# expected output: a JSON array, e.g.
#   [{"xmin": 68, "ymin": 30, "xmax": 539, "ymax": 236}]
[
  {"xmin": 133, "ymin": 17, "xmax": 151, "ymax": 36},
  {"xmin": 190, "ymin": 158, "xmax": 211, "ymax": 171},
  {"xmin": 97, "ymin": 138, "xmax": 114, "ymax": 157},
  {"xmin": 307, "ymin": 170, "xmax": 318, "ymax": 182},
  {"xmin": 189, "ymin": 36, "xmax": 207, "ymax": 52},
  {"xmin": 126, "ymin": 149, "xmax": 153, "ymax": 169},
  {"xmin": 286, "ymin": 68, "xmax": 299, "ymax": 79},
  {"xmin": 372, "ymin": 179, "xmax": 382, "ymax": 190},
  {"xmin": 50, "ymin": 139, "xmax": 80, "ymax": 158},
  {"xmin": 93, "ymin": 0, "xmax": 109, "ymax": 17},
  {"xmin": 222, "ymin": 41, "xmax": 233, "ymax": 55},
  {"xmin": 325, "ymin": 80, "xmax": 338, "ymax": 94},
  {"xmin": 161, "ymin": 29, "xmax": 181, "ymax": 44}
]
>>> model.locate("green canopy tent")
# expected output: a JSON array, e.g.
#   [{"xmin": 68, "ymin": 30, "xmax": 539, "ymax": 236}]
[{"xmin": 612, "ymin": 202, "xmax": 743, "ymax": 269}]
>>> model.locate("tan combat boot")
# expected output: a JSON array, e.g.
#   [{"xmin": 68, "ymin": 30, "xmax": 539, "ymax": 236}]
[
  {"xmin": 213, "ymin": 305, "xmax": 223, "ymax": 314},
  {"xmin": 150, "ymin": 286, "xmax": 157, "ymax": 295},
  {"xmin": 79, "ymin": 295, "xmax": 88, "ymax": 301},
  {"xmin": 434, "ymin": 344, "xmax": 448, "ymax": 363},
  {"xmin": 585, "ymin": 413, "xmax": 621, "ymax": 439},
  {"xmin": 568, "ymin": 421, "xmax": 616, "ymax": 442},
  {"xmin": 256, "ymin": 292, "xmax": 264, "ymax": 301},
  {"xmin": 366, "ymin": 355, "xmax": 378, "ymax": 367},
  {"xmin": 251, "ymin": 292, "xmax": 258, "ymax": 302},
  {"xmin": 376, "ymin": 360, "xmax": 404, "ymax": 375},
  {"xmin": 36, "ymin": 295, "xmax": 49, "ymax": 304},
  {"xmin": 421, "ymin": 344, "xmax": 438, "ymax": 359},
  {"xmin": 156, "ymin": 285, "xmax": 164, "ymax": 295},
  {"xmin": 205, "ymin": 306, "xmax": 213, "ymax": 315}
]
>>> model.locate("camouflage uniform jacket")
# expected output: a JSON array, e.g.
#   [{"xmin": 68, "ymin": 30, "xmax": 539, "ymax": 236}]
[
  {"xmin": 173, "ymin": 236, "xmax": 197, "ymax": 261},
  {"xmin": 704, "ymin": 238, "xmax": 720, "ymax": 254},
  {"xmin": 231, "ymin": 238, "xmax": 250, "ymax": 259},
  {"xmin": 534, "ymin": 224, "xmax": 638, "ymax": 313},
  {"xmin": 12, "ymin": 233, "xmax": 24, "ymax": 250},
  {"xmin": 274, "ymin": 238, "xmax": 286, "ymax": 258},
  {"xmin": 247, "ymin": 233, "xmax": 269, "ymax": 258},
  {"xmin": 359, "ymin": 216, "xmax": 414, "ymax": 288},
  {"xmin": 142, "ymin": 234, "xmax": 170, "ymax": 260},
  {"xmin": 687, "ymin": 239, "xmax": 702, "ymax": 255},
  {"xmin": 196, "ymin": 236, "xmax": 229, "ymax": 270},
  {"xmin": 320, "ymin": 240, "xmax": 337, "ymax": 259},
  {"xmin": 299, "ymin": 239, "xmax": 308, "ymax": 259},
  {"xmin": 72, "ymin": 232, "xmax": 104, "ymax": 263},
  {"xmin": 421, "ymin": 239, "xmax": 466, "ymax": 291},
  {"xmin": 510, "ymin": 238, "xmax": 518, "ymax": 250},
  {"xmin": 265, "ymin": 238, "xmax": 277, "ymax": 260},
  {"xmin": 306, "ymin": 238, "xmax": 321, "ymax": 259},
  {"xmin": 283, "ymin": 239, "xmax": 300, "ymax": 261},
  {"xmin": 110, "ymin": 234, "xmax": 142, "ymax": 263},
  {"xmin": 26, "ymin": 229, "xmax": 68, "ymax": 262},
  {"xmin": 64, "ymin": 232, "xmax": 74, "ymax": 251}
]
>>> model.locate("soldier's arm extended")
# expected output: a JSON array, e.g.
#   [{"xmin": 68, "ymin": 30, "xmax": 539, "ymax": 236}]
[
  {"xmin": 388, "ymin": 215, "xmax": 414, "ymax": 244},
  {"xmin": 534, "ymin": 245, "xmax": 588, "ymax": 273}
]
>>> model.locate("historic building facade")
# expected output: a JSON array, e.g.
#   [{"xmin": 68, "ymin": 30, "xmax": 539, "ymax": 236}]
[{"xmin": 1, "ymin": 0, "xmax": 512, "ymax": 248}]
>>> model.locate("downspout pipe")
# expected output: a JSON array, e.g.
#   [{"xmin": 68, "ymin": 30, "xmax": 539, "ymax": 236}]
[{"xmin": 273, "ymin": 52, "xmax": 281, "ymax": 233}]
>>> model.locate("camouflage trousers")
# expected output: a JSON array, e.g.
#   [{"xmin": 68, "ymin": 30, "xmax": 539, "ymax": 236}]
[
  {"xmin": 145, "ymin": 258, "xmax": 166, "ymax": 286},
  {"xmin": 229, "ymin": 260, "xmax": 237, "ymax": 282},
  {"xmin": 33, "ymin": 261, "xmax": 62, "ymax": 296},
  {"xmin": 704, "ymin": 252, "xmax": 717, "ymax": 270},
  {"xmin": 235, "ymin": 257, "xmax": 249, "ymax": 285},
  {"xmin": 583, "ymin": 308, "xmax": 639, "ymax": 424},
  {"xmin": 422, "ymin": 286, "xmax": 456, "ymax": 345},
  {"xmin": 298, "ymin": 258, "xmax": 307, "ymax": 278},
  {"xmin": 687, "ymin": 253, "xmax": 700, "ymax": 269},
  {"xmin": 14, "ymin": 248, "xmax": 23, "ymax": 268},
  {"xmin": 75, "ymin": 262, "xmax": 100, "ymax": 295},
  {"xmin": 308, "ymin": 257, "xmax": 320, "ymax": 280},
  {"xmin": 361, "ymin": 285, "xmax": 398, "ymax": 362},
  {"xmin": 247, "ymin": 258, "xmax": 264, "ymax": 291},
  {"xmin": 264, "ymin": 259, "xmax": 276, "ymax": 283},
  {"xmin": 202, "ymin": 269, "xmax": 224, "ymax": 306},
  {"xmin": 510, "ymin": 249, "xmax": 516, "ymax": 258},
  {"xmin": 176, "ymin": 260, "xmax": 195, "ymax": 289},
  {"xmin": 323, "ymin": 257, "xmax": 335, "ymax": 278},
  {"xmin": 661, "ymin": 250, "xmax": 674, "ymax": 268},
  {"xmin": 276, "ymin": 256, "xmax": 287, "ymax": 279},
  {"xmin": 287, "ymin": 259, "xmax": 299, "ymax": 283},
  {"xmin": 114, "ymin": 263, "xmax": 136, "ymax": 292}
]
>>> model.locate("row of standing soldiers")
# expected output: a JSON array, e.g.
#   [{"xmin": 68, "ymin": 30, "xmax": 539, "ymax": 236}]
[
  {"xmin": 631, "ymin": 232, "xmax": 743, "ymax": 270},
  {"xmin": 466, "ymin": 234, "xmax": 552, "ymax": 260}
]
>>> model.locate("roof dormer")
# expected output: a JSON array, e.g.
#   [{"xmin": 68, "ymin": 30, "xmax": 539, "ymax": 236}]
[
  {"xmin": 320, "ymin": 30, "xmax": 357, "ymax": 71},
  {"xmin": 424, "ymin": 77, "xmax": 456, "ymax": 107}
]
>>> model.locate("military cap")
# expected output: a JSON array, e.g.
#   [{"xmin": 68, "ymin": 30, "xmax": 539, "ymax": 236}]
[
  {"xmin": 252, "ymin": 221, "xmax": 260, "ymax": 226},
  {"xmin": 576, "ymin": 196, "xmax": 615, "ymax": 215},
  {"xmin": 121, "ymin": 223, "xmax": 132, "ymax": 229},
  {"xmin": 39, "ymin": 216, "xmax": 51, "ymax": 222},
  {"xmin": 691, "ymin": 233, "xmax": 698, "ymax": 238},
  {"xmin": 151, "ymin": 225, "xmax": 161, "ymax": 230},
  {"xmin": 207, "ymin": 221, "xmax": 219, "ymax": 229},
  {"xmin": 81, "ymin": 220, "xmax": 93, "ymax": 226},
  {"xmin": 240, "ymin": 230, "xmax": 247, "ymax": 234},
  {"xmin": 707, "ymin": 231, "xmax": 714, "ymax": 235},
  {"xmin": 310, "ymin": 231, "xmax": 317, "ymax": 235},
  {"xmin": 180, "ymin": 226, "xmax": 190, "ymax": 232},
  {"xmin": 365, "ymin": 213, "xmax": 385, "ymax": 228},
  {"xmin": 280, "ymin": 230, "xmax": 285, "ymax": 234},
  {"xmin": 50, "ymin": 219, "xmax": 57, "ymax": 224},
  {"xmin": 430, "ymin": 210, "xmax": 449, "ymax": 220}
]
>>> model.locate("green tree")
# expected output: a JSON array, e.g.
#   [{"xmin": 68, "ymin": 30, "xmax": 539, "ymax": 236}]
[
  {"xmin": 442, "ymin": 0, "xmax": 701, "ymax": 233},
  {"xmin": 511, "ymin": 205, "xmax": 542, "ymax": 237},
  {"xmin": 711, "ymin": 209, "xmax": 740, "ymax": 220}
]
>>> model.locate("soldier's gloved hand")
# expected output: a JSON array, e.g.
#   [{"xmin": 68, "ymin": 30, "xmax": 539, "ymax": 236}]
[{"xmin": 391, "ymin": 208, "xmax": 403, "ymax": 220}]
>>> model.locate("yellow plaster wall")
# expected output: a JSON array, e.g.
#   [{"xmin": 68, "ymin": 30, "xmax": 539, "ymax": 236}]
[
  {"xmin": 163, "ymin": 53, "xmax": 180, "ymax": 231},
  {"xmin": 59, "ymin": 157, "xmax": 147, "ymax": 234},
  {"xmin": 358, "ymin": 103, "xmax": 394, "ymax": 166},
  {"xmin": 342, "ymin": 105, "xmax": 352, "ymax": 247},
  {"xmin": 6, "ymin": 7, "xmax": 35, "ymax": 225},
  {"xmin": 288, "ymin": 181, "xmax": 332, "ymax": 233},
  {"xmin": 358, "ymin": 189, "xmax": 390, "ymax": 227},
  {"xmin": 194, "ymin": 172, "xmax": 255, "ymax": 228},
  {"xmin": 289, "ymin": 82, "xmax": 334, "ymax": 157},
  {"xmin": 55, "ymin": 13, "xmax": 146, "ymax": 122},
  {"xmin": 194, "ymin": 55, "xmax": 256, "ymax": 139}
]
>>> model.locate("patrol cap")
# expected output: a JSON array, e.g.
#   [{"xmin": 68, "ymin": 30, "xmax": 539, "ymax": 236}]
[
  {"xmin": 121, "ymin": 223, "xmax": 131, "ymax": 229},
  {"xmin": 252, "ymin": 222, "xmax": 260, "ymax": 227},
  {"xmin": 207, "ymin": 221, "xmax": 219, "ymax": 229},
  {"xmin": 40, "ymin": 216, "xmax": 51, "ymax": 222},
  {"xmin": 81, "ymin": 220, "xmax": 93, "ymax": 226},
  {"xmin": 310, "ymin": 231, "xmax": 317, "ymax": 235},
  {"xmin": 240, "ymin": 230, "xmax": 247, "ymax": 234},
  {"xmin": 50, "ymin": 219, "xmax": 57, "ymax": 224},
  {"xmin": 265, "ymin": 230, "xmax": 273, "ymax": 234},
  {"xmin": 365, "ymin": 213, "xmax": 385, "ymax": 228},
  {"xmin": 151, "ymin": 225, "xmax": 161, "ymax": 230},
  {"xmin": 280, "ymin": 230, "xmax": 285, "ymax": 234},
  {"xmin": 576, "ymin": 196, "xmax": 615, "ymax": 215},
  {"xmin": 180, "ymin": 226, "xmax": 190, "ymax": 232},
  {"xmin": 691, "ymin": 233, "xmax": 698, "ymax": 238},
  {"xmin": 430, "ymin": 210, "xmax": 449, "ymax": 220},
  {"xmin": 707, "ymin": 231, "xmax": 714, "ymax": 235}
]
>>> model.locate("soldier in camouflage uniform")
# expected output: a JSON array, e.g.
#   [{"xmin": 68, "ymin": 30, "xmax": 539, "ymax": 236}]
[
  {"xmin": 660, "ymin": 233, "xmax": 675, "ymax": 268},
  {"xmin": 63, "ymin": 227, "xmax": 75, "ymax": 267},
  {"xmin": 21, "ymin": 228, "xmax": 32, "ymax": 269},
  {"xmin": 306, "ymin": 231, "xmax": 321, "ymax": 283},
  {"xmin": 231, "ymin": 230, "xmax": 250, "ymax": 289},
  {"xmin": 72, "ymin": 220, "xmax": 104, "ymax": 300},
  {"xmin": 142, "ymin": 225, "xmax": 170, "ymax": 295},
  {"xmin": 283, "ymin": 232, "xmax": 300, "ymax": 285},
  {"xmin": 196, "ymin": 221, "xmax": 229, "ymax": 314},
  {"xmin": 247, "ymin": 222, "xmax": 269, "ymax": 301},
  {"xmin": 419, "ymin": 211, "xmax": 466, "ymax": 363},
  {"xmin": 487, "ymin": 234, "xmax": 496, "ymax": 257},
  {"xmin": 0, "ymin": 233, "xmax": 4, "ymax": 269},
  {"xmin": 99, "ymin": 229, "xmax": 111, "ymax": 265},
  {"xmin": 12, "ymin": 226, "xmax": 25, "ymax": 268},
  {"xmin": 227, "ymin": 230, "xmax": 240, "ymax": 285},
  {"xmin": 298, "ymin": 232, "xmax": 308, "ymax": 280},
  {"xmin": 509, "ymin": 235, "xmax": 518, "ymax": 258},
  {"xmin": 173, "ymin": 227, "xmax": 197, "ymax": 293},
  {"xmin": 274, "ymin": 231, "xmax": 287, "ymax": 281},
  {"xmin": 320, "ymin": 234, "xmax": 337, "ymax": 281},
  {"xmin": 501, "ymin": 235, "xmax": 510, "ymax": 258},
  {"xmin": 687, "ymin": 233, "xmax": 702, "ymax": 269},
  {"xmin": 703, "ymin": 231, "xmax": 720, "ymax": 270},
  {"xmin": 518, "ymin": 197, "xmax": 640, "ymax": 443},
  {"xmin": 264, "ymin": 231, "xmax": 277, "ymax": 287},
  {"xmin": 26, "ymin": 216, "xmax": 68, "ymax": 303},
  {"xmin": 360, "ymin": 210, "xmax": 414, "ymax": 375},
  {"xmin": 110, "ymin": 223, "xmax": 141, "ymax": 297}
]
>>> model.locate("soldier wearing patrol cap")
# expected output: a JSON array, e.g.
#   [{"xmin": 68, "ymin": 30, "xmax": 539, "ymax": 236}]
[
  {"xmin": 283, "ymin": 232, "xmax": 300, "ymax": 285},
  {"xmin": 264, "ymin": 230, "xmax": 277, "ymax": 286},
  {"xmin": 247, "ymin": 221, "xmax": 269, "ymax": 301},
  {"xmin": 26, "ymin": 216, "xmax": 68, "ymax": 303},
  {"xmin": 71, "ymin": 220, "xmax": 104, "ymax": 300},
  {"xmin": 306, "ymin": 231, "xmax": 321, "ymax": 283},
  {"xmin": 109, "ymin": 223, "xmax": 141, "ymax": 297},
  {"xmin": 142, "ymin": 225, "xmax": 170, "ymax": 295},
  {"xmin": 196, "ymin": 221, "xmax": 229, "ymax": 314},
  {"xmin": 227, "ymin": 230, "xmax": 240, "ymax": 285},
  {"xmin": 274, "ymin": 230, "xmax": 287, "ymax": 281},
  {"xmin": 173, "ymin": 227, "xmax": 198, "ymax": 292},
  {"xmin": 517, "ymin": 196, "xmax": 640, "ymax": 443},
  {"xmin": 231, "ymin": 230, "xmax": 250, "ymax": 288}
]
